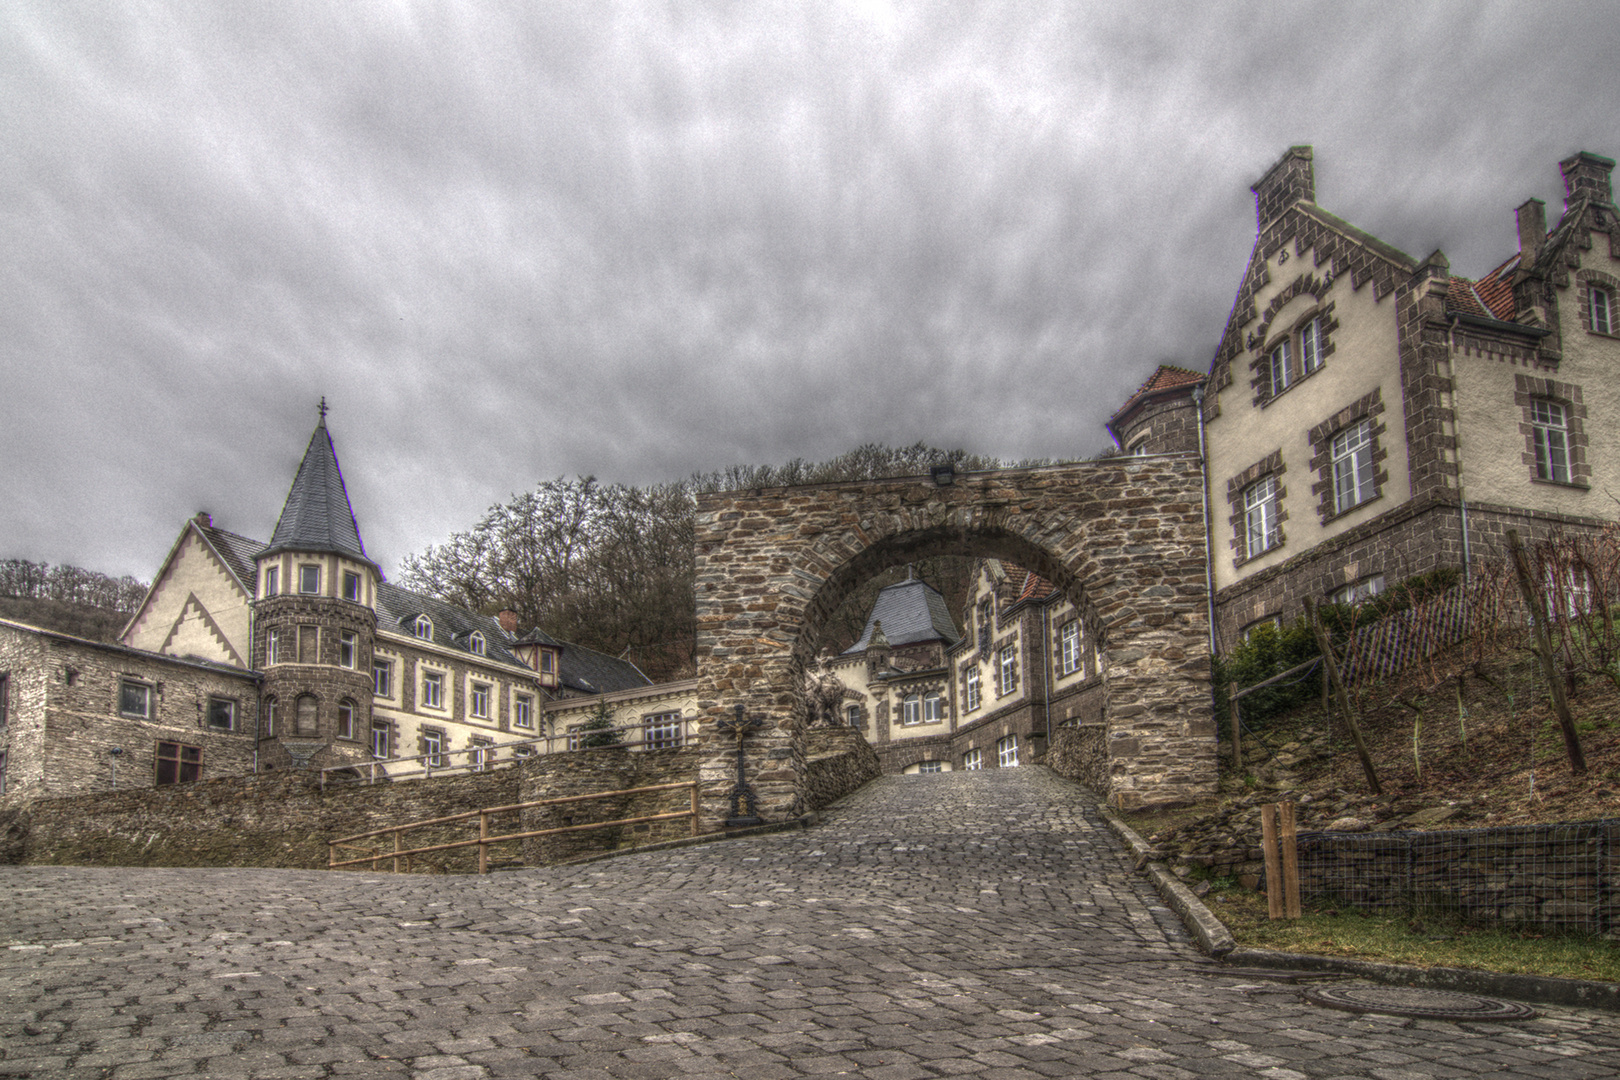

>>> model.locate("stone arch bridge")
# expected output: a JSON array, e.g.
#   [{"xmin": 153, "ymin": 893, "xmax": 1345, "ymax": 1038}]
[{"xmin": 693, "ymin": 456, "xmax": 1216, "ymax": 828}]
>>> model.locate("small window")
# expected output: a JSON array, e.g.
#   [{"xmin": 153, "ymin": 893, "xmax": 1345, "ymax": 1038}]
[
  {"xmin": 370, "ymin": 720, "xmax": 390, "ymax": 759},
  {"xmin": 0, "ymin": 672, "xmax": 9, "ymax": 727},
  {"xmin": 963, "ymin": 748, "xmax": 983, "ymax": 771},
  {"xmin": 964, "ymin": 667, "xmax": 981, "ymax": 712},
  {"xmin": 566, "ymin": 725, "xmax": 583, "ymax": 752},
  {"xmin": 1531, "ymin": 399, "xmax": 1571, "ymax": 483},
  {"xmin": 845, "ymin": 703, "xmax": 860, "ymax": 727},
  {"xmin": 470, "ymin": 682, "xmax": 491, "ymax": 719},
  {"xmin": 1059, "ymin": 621, "xmax": 1080, "ymax": 675},
  {"xmin": 1330, "ymin": 420, "xmax": 1376, "ymax": 514},
  {"xmin": 1243, "ymin": 475, "xmax": 1281, "ymax": 558},
  {"xmin": 644, "ymin": 712, "xmax": 682, "ymax": 750},
  {"xmin": 297, "ymin": 624, "xmax": 317, "ymax": 665},
  {"xmin": 298, "ymin": 564, "xmax": 321, "ymax": 595},
  {"xmin": 119, "ymin": 680, "xmax": 151, "ymax": 719},
  {"xmin": 470, "ymin": 738, "xmax": 493, "ymax": 772},
  {"xmin": 513, "ymin": 693, "xmax": 535, "ymax": 729},
  {"xmin": 1240, "ymin": 615, "xmax": 1282, "ymax": 641},
  {"xmin": 268, "ymin": 629, "xmax": 285, "ymax": 665},
  {"xmin": 1331, "ymin": 575, "xmax": 1387, "ymax": 607},
  {"xmin": 916, "ymin": 760, "xmax": 943, "ymax": 773},
  {"xmin": 539, "ymin": 650, "xmax": 556, "ymax": 675},
  {"xmin": 155, "ymin": 741, "xmax": 202, "ymax": 785},
  {"xmin": 1299, "ymin": 317, "xmax": 1323, "ymax": 374},
  {"xmin": 206, "ymin": 697, "xmax": 235, "ymax": 731},
  {"xmin": 263, "ymin": 696, "xmax": 278, "ymax": 736},
  {"xmin": 373, "ymin": 658, "xmax": 392, "ymax": 697},
  {"xmin": 998, "ymin": 645, "xmax": 1017, "ymax": 696},
  {"xmin": 922, "ymin": 690, "xmax": 943, "ymax": 722},
  {"xmin": 264, "ymin": 566, "xmax": 279, "ymax": 597},
  {"xmin": 1128, "ymin": 437, "xmax": 1149, "ymax": 456},
  {"xmin": 901, "ymin": 693, "xmax": 921, "ymax": 725},
  {"xmin": 468, "ymin": 631, "xmax": 486, "ymax": 656},
  {"xmin": 996, "ymin": 734, "xmax": 1019, "ymax": 768},
  {"xmin": 1593, "ymin": 287, "xmax": 1614, "ymax": 335},
  {"xmin": 422, "ymin": 671, "xmax": 444, "ymax": 709},
  {"xmin": 512, "ymin": 744, "xmax": 534, "ymax": 759},
  {"xmin": 1267, "ymin": 339, "xmax": 1291, "ymax": 397},
  {"xmin": 295, "ymin": 694, "xmax": 318, "ymax": 736},
  {"xmin": 421, "ymin": 729, "xmax": 446, "ymax": 768},
  {"xmin": 343, "ymin": 570, "xmax": 361, "ymax": 602},
  {"xmin": 336, "ymin": 700, "xmax": 355, "ymax": 740},
  {"xmin": 413, "ymin": 615, "xmax": 433, "ymax": 641},
  {"xmin": 339, "ymin": 631, "xmax": 356, "ymax": 669}
]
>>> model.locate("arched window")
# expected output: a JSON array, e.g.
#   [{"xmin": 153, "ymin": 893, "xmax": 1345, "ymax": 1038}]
[
  {"xmin": 901, "ymin": 694, "xmax": 921, "ymax": 725},
  {"xmin": 295, "ymin": 694, "xmax": 318, "ymax": 736},
  {"xmin": 844, "ymin": 703, "xmax": 860, "ymax": 727},
  {"xmin": 468, "ymin": 630, "xmax": 485, "ymax": 656},
  {"xmin": 922, "ymin": 690, "xmax": 943, "ymax": 722},
  {"xmin": 1593, "ymin": 286, "xmax": 1614, "ymax": 335},
  {"xmin": 337, "ymin": 699, "xmax": 356, "ymax": 741},
  {"xmin": 413, "ymin": 615, "xmax": 433, "ymax": 641},
  {"xmin": 262, "ymin": 695, "xmax": 277, "ymax": 737}
]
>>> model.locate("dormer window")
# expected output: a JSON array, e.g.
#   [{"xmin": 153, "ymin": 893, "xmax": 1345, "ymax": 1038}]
[
  {"xmin": 299, "ymin": 565, "xmax": 320, "ymax": 595},
  {"xmin": 539, "ymin": 649, "xmax": 555, "ymax": 675},
  {"xmin": 468, "ymin": 631, "xmax": 486, "ymax": 656},
  {"xmin": 413, "ymin": 615, "xmax": 433, "ymax": 641}
]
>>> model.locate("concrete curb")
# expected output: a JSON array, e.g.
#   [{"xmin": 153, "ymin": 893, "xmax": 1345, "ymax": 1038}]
[
  {"xmin": 1099, "ymin": 809, "xmax": 1235, "ymax": 957},
  {"xmin": 1220, "ymin": 948, "xmax": 1620, "ymax": 1013}
]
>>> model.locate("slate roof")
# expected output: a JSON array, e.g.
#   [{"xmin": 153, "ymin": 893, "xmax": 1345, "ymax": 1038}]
[
  {"xmin": 198, "ymin": 524, "xmax": 265, "ymax": 592},
  {"xmin": 262, "ymin": 419, "xmax": 372, "ymax": 564},
  {"xmin": 375, "ymin": 582, "xmax": 525, "ymax": 668},
  {"xmin": 549, "ymin": 640, "xmax": 652, "ymax": 696},
  {"xmin": 844, "ymin": 576, "xmax": 961, "ymax": 654}
]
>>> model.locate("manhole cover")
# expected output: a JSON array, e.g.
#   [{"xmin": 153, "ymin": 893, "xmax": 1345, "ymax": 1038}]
[{"xmin": 1305, "ymin": 985, "xmax": 1535, "ymax": 1021}]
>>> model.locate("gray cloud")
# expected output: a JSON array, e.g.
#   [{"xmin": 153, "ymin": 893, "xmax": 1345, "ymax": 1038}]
[{"xmin": 3, "ymin": 1, "xmax": 1617, "ymax": 579}]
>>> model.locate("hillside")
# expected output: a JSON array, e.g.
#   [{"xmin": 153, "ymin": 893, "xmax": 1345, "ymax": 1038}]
[{"xmin": 0, "ymin": 596, "xmax": 132, "ymax": 643}]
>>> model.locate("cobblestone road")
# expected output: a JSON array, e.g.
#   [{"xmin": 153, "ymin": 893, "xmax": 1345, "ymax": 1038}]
[{"xmin": 3, "ymin": 768, "xmax": 1618, "ymax": 1079}]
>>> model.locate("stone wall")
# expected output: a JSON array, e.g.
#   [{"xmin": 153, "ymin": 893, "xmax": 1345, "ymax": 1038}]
[
  {"xmin": 1045, "ymin": 724, "xmax": 1109, "ymax": 796},
  {"xmin": 693, "ymin": 457, "xmax": 1216, "ymax": 820},
  {"xmin": 518, "ymin": 747, "xmax": 702, "ymax": 865},
  {"xmin": 802, "ymin": 726, "xmax": 880, "ymax": 809},
  {"xmin": 10, "ymin": 767, "xmax": 518, "ymax": 872},
  {"xmin": 1295, "ymin": 821, "xmax": 1620, "ymax": 935}
]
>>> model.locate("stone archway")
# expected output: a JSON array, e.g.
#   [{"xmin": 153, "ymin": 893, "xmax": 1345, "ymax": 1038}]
[{"xmin": 693, "ymin": 456, "xmax": 1215, "ymax": 828}]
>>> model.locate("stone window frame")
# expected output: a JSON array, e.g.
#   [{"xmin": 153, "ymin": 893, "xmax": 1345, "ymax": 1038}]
[
  {"xmin": 1308, "ymin": 389, "xmax": 1389, "ymax": 524},
  {"xmin": 154, "ymin": 740, "xmax": 202, "ymax": 785},
  {"xmin": 343, "ymin": 570, "xmax": 362, "ymax": 602},
  {"xmin": 1515, "ymin": 373, "xmax": 1591, "ymax": 488},
  {"xmin": 412, "ymin": 614, "xmax": 433, "ymax": 641},
  {"xmin": 997, "ymin": 641, "xmax": 1019, "ymax": 697},
  {"xmin": 421, "ymin": 667, "xmax": 447, "ymax": 711},
  {"xmin": 370, "ymin": 718, "xmax": 392, "ymax": 759},
  {"xmin": 468, "ymin": 631, "xmax": 486, "ymax": 656},
  {"xmin": 1058, "ymin": 619, "xmax": 1081, "ymax": 676},
  {"xmin": 419, "ymin": 726, "xmax": 448, "ymax": 767},
  {"xmin": 922, "ymin": 689, "xmax": 945, "ymax": 722},
  {"xmin": 844, "ymin": 702, "xmax": 862, "ymax": 728},
  {"xmin": 339, "ymin": 630, "xmax": 357, "ymax": 669},
  {"xmin": 1576, "ymin": 270, "xmax": 1618, "ymax": 336},
  {"xmin": 963, "ymin": 747, "xmax": 983, "ymax": 770},
  {"xmin": 267, "ymin": 628, "xmax": 285, "ymax": 666},
  {"xmin": 900, "ymin": 692, "xmax": 922, "ymax": 725},
  {"xmin": 1246, "ymin": 278, "xmax": 1338, "ymax": 407},
  {"xmin": 294, "ymin": 693, "xmax": 318, "ymax": 736},
  {"xmin": 372, "ymin": 656, "xmax": 393, "ymax": 699},
  {"xmin": 206, "ymin": 695, "xmax": 236, "ymax": 732},
  {"xmin": 469, "ymin": 680, "xmax": 493, "ymax": 720},
  {"xmin": 1225, "ymin": 450, "xmax": 1287, "ymax": 567},
  {"xmin": 296, "ymin": 624, "xmax": 319, "ymax": 665},
  {"xmin": 643, "ymin": 711, "xmax": 683, "ymax": 750},
  {"xmin": 119, "ymin": 677, "xmax": 153, "ymax": 720},
  {"xmin": 264, "ymin": 565, "xmax": 279, "ymax": 597},
  {"xmin": 963, "ymin": 664, "xmax": 981, "ymax": 712},
  {"xmin": 298, "ymin": 564, "xmax": 321, "ymax": 595},
  {"xmin": 336, "ymin": 699, "xmax": 357, "ymax": 741},
  {"xmin": 915, "ymin": 760, "xmax": 944, "ymax": 773},
  {"xmin": 996, "ymin": 733, "xmax": 1019, "ymax": 768},
  {"xmin": 512, "ymin": 691, "xmax": 536, "ymax": 730},
  {"xmin": 263, "ymin": 695, "xmax": 279, "ymax": 737}
]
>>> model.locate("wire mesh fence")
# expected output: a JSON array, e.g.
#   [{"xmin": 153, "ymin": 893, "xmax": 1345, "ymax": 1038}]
[{"xmin": 1291, "ymin": 820, "xmax": 1619, "ymax": 935}]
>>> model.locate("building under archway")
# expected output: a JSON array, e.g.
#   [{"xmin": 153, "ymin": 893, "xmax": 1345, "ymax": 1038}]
[{"xmin": 692, "ymin": 456, "xmax": 1216, "ymax": 827}]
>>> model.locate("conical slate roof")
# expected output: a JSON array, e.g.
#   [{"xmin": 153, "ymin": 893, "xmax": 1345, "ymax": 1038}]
[
  {"xmin": 261, "ymin": 415, "xmax": 371, "ymax": 564},
  {"xmin": 844, "ymin": 575, "xmax": 960, "ymax": 654}
]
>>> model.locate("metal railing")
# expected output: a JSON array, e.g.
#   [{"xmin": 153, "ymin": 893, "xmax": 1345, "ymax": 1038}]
[
  {"xmin": 326, "ymin": 780, "xmax": 702, "ymax": 874},
  {"xmin": 317, "ymin": 717, "xmax": 697, "ymax": 790}
]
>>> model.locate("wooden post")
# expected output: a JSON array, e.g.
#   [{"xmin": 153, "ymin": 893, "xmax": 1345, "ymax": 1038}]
[
  {"xmin": 327, "ymin": 840, "xmax": 335, "ymax": 870},
  {"xmin": 1279, "ymin": 801, "xmax": 1301, "ymax": 919},
  {"xmin": 1261, "ymin": 803, "xmax": 1283, "ymax": 919},
  {"xmin": 478, "ymin": 811, "xmax": 489, "ymax": 874},
  {"xmin": 1507, "ymin": 529, "xmax": 1588, "ymax": 775},
  {"xmin": 392, "ymin": 828, "xmax": 402, "ymax": 874},
  {"xmin": 690, "ymin": 782, "xmax": 701, "ymax": 837},
  {"xmin": 1227, "ymin": 681, "xmax": 1243, "ymax": 771},
  {"xmin": 1304, "ymin": 596, "xmax": 1382, "ymax": 795}
]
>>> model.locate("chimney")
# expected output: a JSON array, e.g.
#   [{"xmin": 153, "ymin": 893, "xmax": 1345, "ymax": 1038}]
[
  {"xmin": 1515, "ymin": 199, "xmax": 1546, "ymax": 263},
  {"xmin": 193, "ymin": 511, "xmax": 212, "ymax": 528},
  {"xmin": 1251, "ymin": 146, "xmax": 1315, "ymax": 228},
  {"xmin": 496, "ymin": 609, "xmax": 518, "ymax": 634},
  {"xmin": 1559, "ymin": 151, "xmax": 1615, "ymax": 209}
]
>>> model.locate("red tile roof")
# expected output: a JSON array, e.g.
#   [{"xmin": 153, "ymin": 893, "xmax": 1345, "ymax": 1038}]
[
  {"xmin": 1446, "ymin": 254, "xmax": 1519, "ymax": 322},
  {"xmin": 1000, "ymin": 561, "xmax": 1056, "ymax": 604},
  {"xmin": 1110, "ymin": 365, "xmax": 1204, "ymax": 426}
]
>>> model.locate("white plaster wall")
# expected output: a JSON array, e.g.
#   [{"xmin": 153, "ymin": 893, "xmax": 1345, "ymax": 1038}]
[
  {"xmin": 124, "ymin": 527, "xmax": 253, "ymax": 666},
  {"xmin": 1208, "ymin": 245, "xmax": 1410, "ymax": 591}
]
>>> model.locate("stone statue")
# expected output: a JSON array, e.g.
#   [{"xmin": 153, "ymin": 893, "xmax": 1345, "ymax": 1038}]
[{"xmin": 804, "ymin": 651, "xmax": 847, "ymax": 727}]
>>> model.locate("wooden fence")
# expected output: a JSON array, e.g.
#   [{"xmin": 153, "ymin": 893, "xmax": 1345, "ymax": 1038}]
[{"xmin": 326, "ymin": 780, "xmax": 701, "ymax": 874}]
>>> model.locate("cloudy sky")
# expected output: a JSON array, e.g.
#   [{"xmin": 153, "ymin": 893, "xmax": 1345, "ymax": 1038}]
[{"xmin": 4, "ymin": 2, "xmax": 1617, "ymax": 581}]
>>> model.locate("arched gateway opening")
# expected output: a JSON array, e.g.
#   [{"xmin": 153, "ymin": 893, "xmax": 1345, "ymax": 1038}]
[{"xmin": 692, "ymin": 456, "xmax": 1216, "ymax": 830}]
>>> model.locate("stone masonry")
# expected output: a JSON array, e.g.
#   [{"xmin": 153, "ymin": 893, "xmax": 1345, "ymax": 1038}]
[{"xmin": 692, "ymin": 457, "xmax": 1216, "ymax": 824}]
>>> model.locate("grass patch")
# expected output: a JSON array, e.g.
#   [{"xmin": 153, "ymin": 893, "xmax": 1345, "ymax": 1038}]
[
  {"xmin": 1206, "ymin": 885, "xmax": 1620, "ymax": 983},
  {"xmin": 1119, "ymin": 799, "xmax": 1221, "ymax": 839}
]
